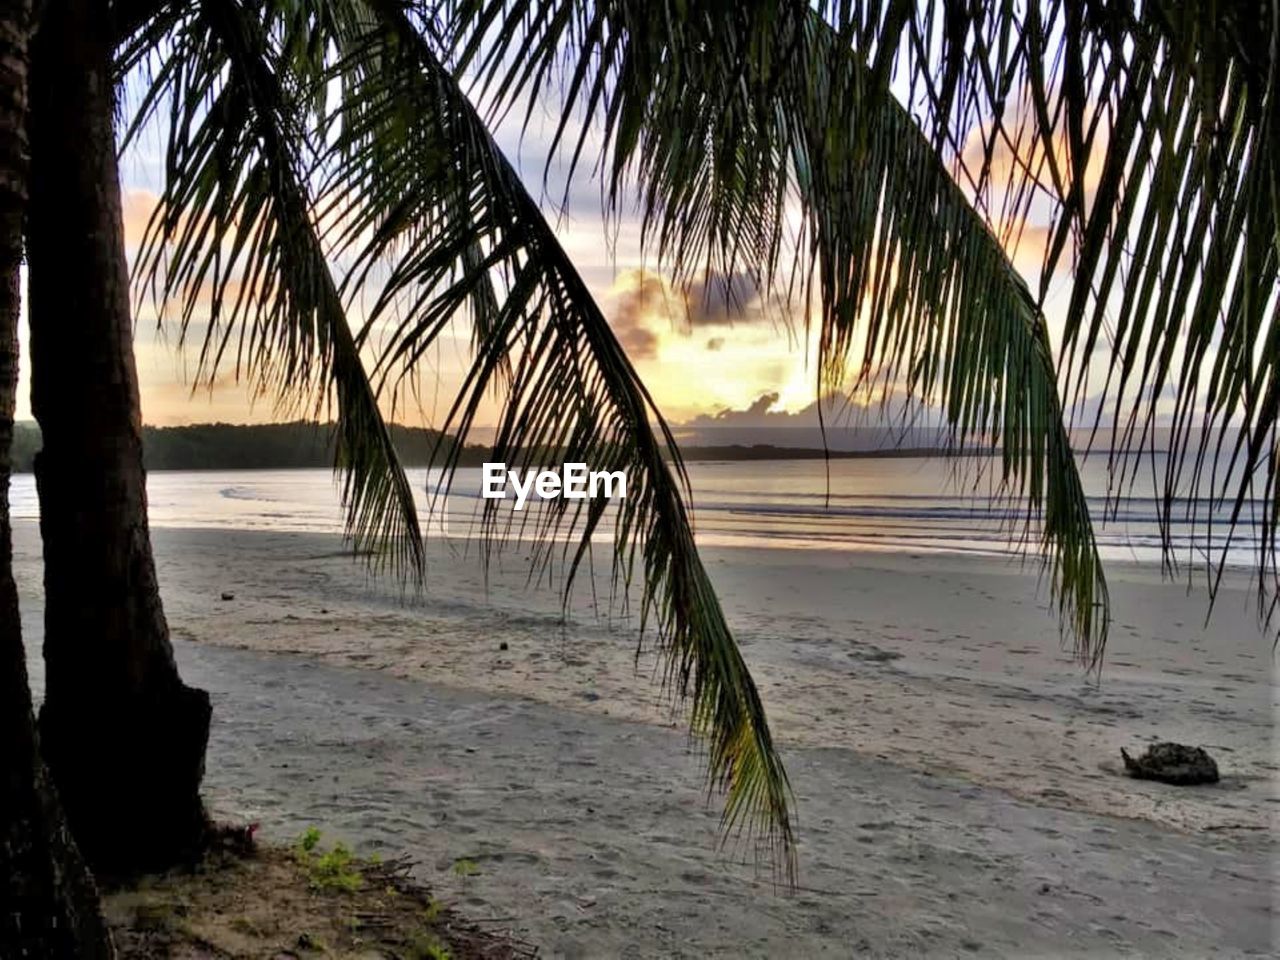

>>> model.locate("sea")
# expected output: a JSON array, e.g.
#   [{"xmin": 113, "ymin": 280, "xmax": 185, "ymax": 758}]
[{"xmin": 8, "ymin": 454, "xmax": 1267, "ymax": 571}]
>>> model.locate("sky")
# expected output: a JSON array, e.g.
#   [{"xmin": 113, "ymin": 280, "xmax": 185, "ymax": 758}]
[
  {"xmin": 13, "ymin": 48, "xmax": 1090, "ymax": 448},
  {"xmin": 15, "ymin": 128, "xmax": 840, "ymax": 433}
]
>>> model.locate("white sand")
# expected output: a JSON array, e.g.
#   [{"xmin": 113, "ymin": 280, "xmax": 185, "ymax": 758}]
[{"xmin": 13, "ymin": 521, "xmax": 1277, "ymax": 957}]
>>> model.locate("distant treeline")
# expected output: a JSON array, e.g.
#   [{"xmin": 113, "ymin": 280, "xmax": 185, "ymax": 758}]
[
  {"xmin": 9, "ymin": 421, "xmax": 489, "ymax": 473},
  {"xmin": 9, "ymin": 421, "xmax": 984, "ymax": 473}
]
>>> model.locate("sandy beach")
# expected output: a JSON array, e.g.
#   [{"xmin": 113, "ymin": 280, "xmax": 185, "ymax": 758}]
[{"xmin": 14, "ymin": 520, "xmax": 1277, "ymax": 956}]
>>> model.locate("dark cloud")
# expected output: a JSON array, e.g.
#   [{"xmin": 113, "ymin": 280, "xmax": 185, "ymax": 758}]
[
  {"xmin": 687, "ymin": 392, "xmax": 793, "ymax": 427},
  {"xmin": 615, "ymin": 324, "xmax": 659, "ymax": 360},
  {"xmin": 682, "ymin": 271, "xmax": 760, "ymax": 326},
  {"xmin": 604, "ymin": 269, "xmax": 769, "ymax": 360},
  {"xmin": 608, "ymin": 273, "xmax": 666, "ymax": 360}
]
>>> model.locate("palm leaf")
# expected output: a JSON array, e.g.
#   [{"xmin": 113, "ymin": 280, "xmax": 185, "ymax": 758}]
[
  {"xmin": 124, "ymin": 0, "xmax": 424, "ymax": 577},
  {"xmin": 121, "ymin": 0, "xmax": 796, "ymax": 876},
  {"xmin": 322, "ymin": 0, "xmax": 795, "ymax": 875},
  {"xmin": 896, "ymin": 1, "xmax": 1277, "ymax": 614},
  {"xmin": 445, "ymin": 0, "xmax": 1112, "ymax": 659},
  {"xmin": 857, "ymin": 2, "xmax": 1278, "ymax": 618}
]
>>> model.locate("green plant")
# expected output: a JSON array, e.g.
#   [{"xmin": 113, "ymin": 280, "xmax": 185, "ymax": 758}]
[
  {"xmin": 296, "ymin": 827, "xmax": 322, "ymax": 856},
  {"xmin": 450, "ymin": 858, "xmax": 479, "ymax": 879},
  {"xmin": 295, "ymin": 828, "xmax": 364, "ymax": 893},
  {"xmin": 311, "ymin": 843, "xmax": 363, "ymax": 893},
  {"xmin": 407, "ymin": 929, "xmax": 453, "ymax": 960},
  {"xmin": 105, "ymin": 1, "xmax": 1279, "ymax": 891}
]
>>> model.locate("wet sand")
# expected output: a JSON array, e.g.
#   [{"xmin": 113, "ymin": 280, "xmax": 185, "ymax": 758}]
[{"xmin": 13, "ymin": 521, "xmax": 1278, "ymax": 956}]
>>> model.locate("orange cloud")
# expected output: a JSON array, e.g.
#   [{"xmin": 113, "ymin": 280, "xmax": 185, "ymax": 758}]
[{"xmin": 603, "ymin": 270, "xmax": 678, "ymax": 360}]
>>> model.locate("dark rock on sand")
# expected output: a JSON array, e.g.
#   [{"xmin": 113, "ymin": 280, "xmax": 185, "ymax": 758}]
[{"xmin": 1121, "ymin": 742, "xmax": 1219, "ymax": 785}]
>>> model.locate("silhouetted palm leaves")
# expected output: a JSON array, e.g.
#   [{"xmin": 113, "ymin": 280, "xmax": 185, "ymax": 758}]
[{"xmin": 115, "ymin": 0, "xmax": 1278, "ymax": 876}]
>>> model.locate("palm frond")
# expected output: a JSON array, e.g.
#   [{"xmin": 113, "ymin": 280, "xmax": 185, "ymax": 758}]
[
  {"xmin": 125, "ymin": 0, "xmax": 424, "ymax": 577},
  {"xmin": 892, "ymin": 1, "xmax": 1278, "ymax": 614},
  {"xmin": 795, "ymin": 18, "xmax": 1112, "ymax": 656},
  {"xmin": 121, "ymin": 0, "xmax": 796, "ymax": 875},
  {"xmin": 445, "ymin": 0, "xmax": 1112, "ymax": 659},
  {"xmin": 319, "ymin": 0, "xmax": 795, "ymax": 875}
]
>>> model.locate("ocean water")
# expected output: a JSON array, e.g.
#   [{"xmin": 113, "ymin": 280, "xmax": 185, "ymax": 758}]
[{"xmin": 7, "ymin": 455, "xmax": 1267, "ymax": 569}]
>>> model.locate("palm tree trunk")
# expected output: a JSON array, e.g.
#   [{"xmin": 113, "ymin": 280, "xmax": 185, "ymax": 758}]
[
  {"xmin": 25, "ymin": 0, "xmax": 210, "ymax": 874},
  {"xmin": 0, "ymin": 0, "xmax": 115, "ymax": 952}
]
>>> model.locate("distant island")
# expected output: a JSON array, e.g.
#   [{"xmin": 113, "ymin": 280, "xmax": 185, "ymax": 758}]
[
  {"xmin": 10, "ymin": 421, "xmax": 469, "ymax": 473},
  {"xmin": 9, "ymin": 420, "xmax": 982, "ymax": 473}
]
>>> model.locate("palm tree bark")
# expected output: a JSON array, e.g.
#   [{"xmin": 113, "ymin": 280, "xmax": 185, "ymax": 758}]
[
  {"xmin": 25, "ymin": 0, "xmax": 210, "ymax": 874},
  {"xmin": 0, "ymin": 0, "xmax": 115, "ymax": 952}
]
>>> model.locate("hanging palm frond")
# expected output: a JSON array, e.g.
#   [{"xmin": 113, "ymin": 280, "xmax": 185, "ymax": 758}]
[
  {"xmin": 890, "ymin": 1, "xmax": 1278, "ymax": 616},
  {"xmin": 324, "ymin": 0, "xmax": 795, "ymax": 874},
  {"xmin": 445, "ymin": 0, "xmax": 1112, "ymax": 659},
  {"xmin": 120, "ymin": 0, "xmax": 795, "ymax": 876},
  {"xmin": 124, "ymin": 0, "xmax": 424, "ymax": 576}
]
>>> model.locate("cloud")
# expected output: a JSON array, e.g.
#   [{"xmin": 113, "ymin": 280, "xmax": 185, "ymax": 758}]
[
  {"xmin": 958, "ymin": 101, "xmax": 1108, "ymax": 202},
  {"xmin": 675, "ymin": 391, "xmax": 948, "ymax": 450},
  {"xmin": 684, "ymin": 391, "xmax": 817, "ymax": 429},
  {"xmin": 606, "ymin": 271, "xmax": 669, "ymax": 360},
  {"xmin": 600, "ymin": 267, "xmax": 777, "ymax": 363},
  {"xmin": 682, "ymin": 271, "xmax": 760, "ymax": 326},
  {"xmin": 954, "ymin": 98, "xmax": 1109, "ymax": 281}
]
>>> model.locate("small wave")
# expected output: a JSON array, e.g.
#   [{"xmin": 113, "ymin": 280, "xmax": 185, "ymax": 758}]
[
  {"xmin": 706, "ymin": 501, "xmax": 1267, "ymax": 529},
  {"xmin": 219, "ymin": 486, "xmax": 277, "ymax": 503}
]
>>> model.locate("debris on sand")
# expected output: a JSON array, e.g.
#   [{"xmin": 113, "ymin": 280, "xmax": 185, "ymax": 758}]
[
  {"xmin": 105, "ymin": 828, "xmax": 534, "ymax": 958},
  {"xmin": 1121, "ymin": 742, "xmax": 1219, "ymax": 785}
]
